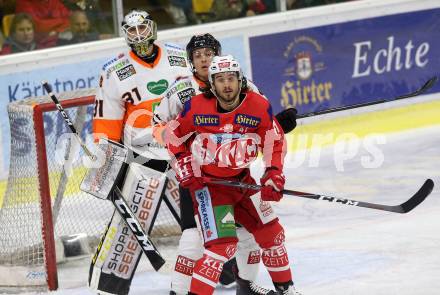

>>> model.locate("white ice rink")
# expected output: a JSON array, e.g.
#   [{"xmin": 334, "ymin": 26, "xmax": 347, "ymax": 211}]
[{"xmin": 10, "ymin": 124, "xmax": 440, "ymax": 295}]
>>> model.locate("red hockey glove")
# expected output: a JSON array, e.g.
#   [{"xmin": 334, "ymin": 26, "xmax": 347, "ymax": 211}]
[
  {"xmin": 260, "ymin": 168, "xmax": 285, "ymax": 202},
  {"xmin": 171, "ymin": 152, "xmax": 204, "ymax": 190}
]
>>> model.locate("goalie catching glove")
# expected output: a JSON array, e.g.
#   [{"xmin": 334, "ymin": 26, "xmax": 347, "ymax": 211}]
[
  {"xmin": 260, "ymin": 168, "xmax": 285, "ymax": 202},
  {"xmin": 171, "ymin": 152, "xmax": 204, "ymax": 191}
]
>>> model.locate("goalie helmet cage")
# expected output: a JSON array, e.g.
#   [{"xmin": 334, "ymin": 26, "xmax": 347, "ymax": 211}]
[{"xmin": 0, "ymin": 88, "xmax": 181, "ymax": 292}]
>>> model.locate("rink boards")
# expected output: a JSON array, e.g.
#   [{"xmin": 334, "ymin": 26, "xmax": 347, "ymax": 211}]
[{"xmin": 286, "ymin": 95, "xmax": 440, "ymax": 152}]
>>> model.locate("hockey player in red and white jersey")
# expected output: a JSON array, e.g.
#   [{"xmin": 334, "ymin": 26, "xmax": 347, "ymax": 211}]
[
  {"xmin": 155, "ymin": 34, "xmax": 272, "ymax": 295},
  {"xmin": 154, "ymin": 34, "xmax": 298, "ymax": 295},
  {"xmin": 166, "ymin": 55, "xmax": 302, "ymax": 295},
  {"xmin": 89, "ymin": 9, "xmax": 191, "ymax": 295}
]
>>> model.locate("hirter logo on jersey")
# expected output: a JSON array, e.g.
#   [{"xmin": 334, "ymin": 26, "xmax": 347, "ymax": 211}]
[
  {"xmin": 193, "ymin": 115, "xmax": 219, "ymax": 126},
  {"xmin": 234, "ymin": 114, "xmax": 261, "ymax": 128}
]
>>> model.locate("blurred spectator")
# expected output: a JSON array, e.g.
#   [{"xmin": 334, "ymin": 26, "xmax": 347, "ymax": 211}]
[
  {"xmin": 247, "ymin": 0, "xmax": 276, "ymax": 15},
  {"xmin": 255, "ymin": 0, "xmax": 277, "ymax": 13},
  {"xmin": 0, "ymin": 0, "xmax": 15, "ymax": 19},
  {"xmin": 165, "ymin": 0, "xmax": 200, "ymax": 25},
  {"xmin": 57, "ymin": 10, "xmax": 99, "ymax": 45},
  {"xmin": 191, "ymin": 0, "xmax": 212, "ymax": 23},
  {"xmin": 62, "ymin": 0, "xmax": 112, "ymax": 34},
  {"xmin": 1, "ymin": 0, "xmax": 16, "ymax": 46},
  {"xmin": 0, "ymin": 13, "xmax": 56, "ymax": 55},
  {"xmin": 207, "ymin": 0, "xmax": 272, "ymax": 21},
  {"xmin": 288, "ymin": 0, "xmax": 350, "ymax": 9},
  {"xmin": 208, "ymin": 0, "xmax": 247, "ymax": 21},
  {"xmin": 15, "ymin": 0, "xmax": 71, "ymax": 36}
]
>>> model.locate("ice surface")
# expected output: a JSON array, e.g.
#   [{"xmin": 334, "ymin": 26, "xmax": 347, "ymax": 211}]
[{"xmin": 7, "ymin": 125, "xmax": 440, "ymax": 295}]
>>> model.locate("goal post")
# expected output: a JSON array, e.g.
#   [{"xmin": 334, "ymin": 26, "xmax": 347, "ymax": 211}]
[
  {"xmin": 34, "ymin": 94, "xmax": 95, "ymax": 290},
  {"xmin": 0, "ymin": 88, "xmax": 181, "ymax": 292}
]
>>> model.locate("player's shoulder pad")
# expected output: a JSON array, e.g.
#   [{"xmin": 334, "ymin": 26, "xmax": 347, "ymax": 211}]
[
  {"xmin": 174, "ymin": 75, "xmax": 193, "ymax": 83},
  {"xmin": 247, "ymin": 91, "xmax": 272, "ymax": 118},
  {"xmin": 248, "ymin": 90, "xmax": 268, "ymax": 104},
  {"xmin": 163, "ymin": 42, "xmax": 188, "ymax": 65},
  {"xmin": 165, "ymin": 75, "xmax": 196, "ymax": 104},
  {"xmin": 168, "ymin": 75, "xmax": 194, "ymax": 89},
  {"xmin": 181, "ymin": 98, "xmax": 192, "ymax": 118},
  {"xmin": 266, "ymin": 104, "xmax": 273, "ymax": 120},
  {"xmin": 246, "ymin": 79, "xmax": 263, "ymax": 95},
  {"xmin": 180, "ymin": 93, "xmax": 205, "ymax": 117},
  {"xmin": 244, "ymin": 78, "xmax": 267, "ymax": 99},
  {"xmin": 101, "ymin": 52, "xmax": 126, "ymax": 71},
  {"xmin": 101, "ymin": 52, "xmax": 132, "ymax": 80},
  {"xmin": 163, "ymin": 42, "xmax": 186, "ymax": 52}
]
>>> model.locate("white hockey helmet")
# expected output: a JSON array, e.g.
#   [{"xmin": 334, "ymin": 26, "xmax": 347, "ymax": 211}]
[
  {"xmin": 208, "ymin": 55, "xmax": 243, "ymax": 85},
  {"xmin": 121, "ymin": 9, "xmax": 157, "ymax": 56}
]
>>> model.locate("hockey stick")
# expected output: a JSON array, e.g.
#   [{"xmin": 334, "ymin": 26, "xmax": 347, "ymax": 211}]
[
  {"xmin": 112, "ymin": 186, "xmax": 165, "ymax": 270},
  {"xmin": 204, "ymin": 177, "xmax": 434, "ymax": 214},
  {"xmin": 42, "ymin": 81, "xmax": 166, "ymax": 271},
  {"xmin": 297, "ymin": 76, "xmax": 437, "ymax": 119},
  {"xmin": 53, "ymin": 105, "xmax": 88, "ymax": 225}
]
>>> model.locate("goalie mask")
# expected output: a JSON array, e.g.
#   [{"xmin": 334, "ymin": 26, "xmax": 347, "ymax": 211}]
[
  {"xmin": 121, "ymin": 9, "xmax": 157, "ymax": 57},
  {"xmin": 186, "ymin": 33, "xmax": 221, "ymax": 72}
]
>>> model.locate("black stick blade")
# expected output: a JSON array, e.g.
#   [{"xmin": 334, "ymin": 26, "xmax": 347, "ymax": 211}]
[{"xmin": 396, "ymin": 179, "xmax": 434, "ymax": 213}]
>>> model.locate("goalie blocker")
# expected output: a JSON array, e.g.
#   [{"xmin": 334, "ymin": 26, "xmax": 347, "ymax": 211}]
[{"xmin": 81, "ymin": 139, "xmax": 179, "ymax": 295}]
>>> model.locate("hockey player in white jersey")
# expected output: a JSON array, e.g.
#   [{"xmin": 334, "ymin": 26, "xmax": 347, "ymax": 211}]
[
  {"xmin": 154, "ymin": 34, "xmax": 298, "ymax": 295},
  {"xmin": 89, "ymin": 9, "xmax": 190, "ymax": 295}
]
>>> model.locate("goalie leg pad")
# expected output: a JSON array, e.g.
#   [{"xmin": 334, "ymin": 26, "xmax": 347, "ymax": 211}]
[
  {"xmin": 170, "ymin": 227, "xmax": 204, "ymax": 294},
  {"xmin": 88, "ymin": 162, "xmax": 167, "ymax": 295}
]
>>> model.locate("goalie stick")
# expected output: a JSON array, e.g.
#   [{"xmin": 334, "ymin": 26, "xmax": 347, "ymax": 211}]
[
  {"xmin": 297, "ymin": 76, "xmax": 438, "ymax": 119},
  {"xmin": 42, "ymin": 81, "xmax": 166, "ymax": 271},
  {"xmin": 204, "ymin": 177, "xmax": 434, "ymax": 214}
]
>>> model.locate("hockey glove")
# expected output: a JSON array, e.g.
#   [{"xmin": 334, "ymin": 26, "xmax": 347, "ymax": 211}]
[
  {"xmin": 275, "ymin": 108, "xmax": 297, "ymax": 134},
  {"xmin": 260, "ymin": 168, "xmax": 285, "ymax": 202},
  {"xmin": 171, "ymin": 152, "xmax": 204, "ymax": 190}
]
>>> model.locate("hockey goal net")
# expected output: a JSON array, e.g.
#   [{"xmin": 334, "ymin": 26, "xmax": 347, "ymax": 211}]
[{"xmin": 0, "ymin": 88, "xmax": 181, "ymax": 292}]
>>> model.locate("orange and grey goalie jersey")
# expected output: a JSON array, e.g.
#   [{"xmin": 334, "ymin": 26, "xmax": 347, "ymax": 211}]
[{"xmin": 93, "ymin": 42, "xmax": 192, "ymax": 159}]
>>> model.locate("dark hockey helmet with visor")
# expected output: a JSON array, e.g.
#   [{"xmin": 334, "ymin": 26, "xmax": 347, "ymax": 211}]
[
  {"xmin": 121, "ymin": 9, "xmax": 157, "ymax": 57},
  {"xmin": 186, "ymin": 33, "xmax": 221, "ymax": 71}
]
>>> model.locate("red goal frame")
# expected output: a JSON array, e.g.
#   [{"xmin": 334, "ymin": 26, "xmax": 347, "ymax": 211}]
[{"xmin": 33, "ymin": 95, "xmax": 95, "ymax": 290}]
